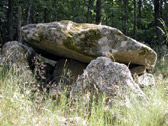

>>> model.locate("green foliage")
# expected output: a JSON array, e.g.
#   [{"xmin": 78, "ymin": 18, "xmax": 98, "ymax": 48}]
[
  {"xmin": 158, "ymin": 18, "xmax": 168, "ymax": 45},
  {"xmin": 1, "ymin": 0, "xmax": 168, "ymax": 46}
]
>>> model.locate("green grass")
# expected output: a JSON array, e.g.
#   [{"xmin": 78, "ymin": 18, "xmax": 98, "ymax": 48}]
[{"xmin": 0, "ymin": 58, "xmax": 168, "ymax": 126}]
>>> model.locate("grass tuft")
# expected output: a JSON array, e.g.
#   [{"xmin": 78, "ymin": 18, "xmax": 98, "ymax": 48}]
[{"xmin": 0, "ymin": 57, "xmax": 168, "ymax": 125}]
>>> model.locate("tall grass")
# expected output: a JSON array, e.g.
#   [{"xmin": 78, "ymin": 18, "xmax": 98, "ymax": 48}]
[
  {"xmin": 0, "ymin": 61, "xmax": 168, "ymax": 126},
  {"xmin": 1, "ymin": 22, "xmax": 168, "ymax": 125}
]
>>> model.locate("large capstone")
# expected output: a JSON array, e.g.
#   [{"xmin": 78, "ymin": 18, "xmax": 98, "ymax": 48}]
[{"xmin": 22, "ymin": 20, "xmax": 157, "ymax": 69}]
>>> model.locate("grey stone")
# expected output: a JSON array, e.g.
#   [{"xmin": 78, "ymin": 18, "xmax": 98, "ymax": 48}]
[
  {"xmin": 72, "ymin": 57, "xmax": 148, "ymax": 105},
  {"xmin": 130, "ymin": 66, "xmax": 146, "ymax": 75},
  {"xmin": 33, "ymin": 55, "xmax": 54, "ymax": 84},
  {"xmin": 0, "ymin": 41, "xmax": 55, "ymax": 86},
  {"xmin": 136, "ymin": 73, "xmax": 155, "ymax": 88},
  {"xmin": 49, "ymin": 59, "xmax": 87, "ymax": 97},
  {"xmin": 1, "ymin": 41, "xmax": 36, "ymax": 82},
  {"xmin": 53, "ymin": 59, "xmax": 87, "ymax": 83},
  {"xmin": 1, "ymin": 41, "xmax": 36, "ymax": 66},
  {"xmin": 22, "ymin": 20, "xmax": 157, "ymax": 69},
  {"xmin": 38, "ymin": 55, "xmax": 57, "ymax": 66}
]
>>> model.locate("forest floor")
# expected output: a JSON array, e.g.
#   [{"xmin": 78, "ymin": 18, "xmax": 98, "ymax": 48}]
[{"xmin": 0, "ymin": 50, "xmax": 168, "ymax": 126}]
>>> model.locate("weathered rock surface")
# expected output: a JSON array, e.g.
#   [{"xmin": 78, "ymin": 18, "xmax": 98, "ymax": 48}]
[
  {"xmin": 32, "ymin": 55, "xmax": 55, "ymax": 84},
  {"xmin": 22, "ymin": 20, "xmax": 157, "ymax": 69},
  {"xmin": 0, "ymin": 41, "xmax": 55, "ymax": 86},
  {"xmin": 38, "ymin": 55, "xmax": 56, "ymax": 66},
  {"xmin": 72, "ymin": 57, "xmax": 148, "ymax": 105},
  {"xmin": 0, "ymin": 41, "xmax": 36, "ymax": 81},
  {"xmin": 130, "ymin": 66, "xmax": 146, "ymax": 75},
  {"xmin": 1, "ymin": 41, "xmax": 36, "ymax": 66},
  {"xmin": 136, "ymin": 73, "xmax": 155, "ymax": 88},
  {"xmin": 53, "ymin": 59, "xmax": 87, "ymax": 84},
  {"xmin": 49, "ymin": 59, "xmax": 87, "ymax": 98}
]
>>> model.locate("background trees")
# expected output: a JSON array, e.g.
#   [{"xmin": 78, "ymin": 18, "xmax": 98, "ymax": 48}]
[{"xmin": 0, "ymin": 0, "xmax": 168, "ymax": 47}]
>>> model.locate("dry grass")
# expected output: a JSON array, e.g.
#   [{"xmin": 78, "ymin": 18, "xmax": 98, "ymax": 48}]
[{"xmin": 0, "ymin": 56, "xmax": 168, "ymax": 126}]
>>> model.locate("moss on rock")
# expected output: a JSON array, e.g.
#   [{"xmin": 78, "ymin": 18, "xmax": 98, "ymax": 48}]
[
  {"xmin": 63, "ymin": 29, "xmax": 101, "ymax": 57},
  {"xmin": 139, "ymin": 47, "xmax": 151, "ymax": 56}
]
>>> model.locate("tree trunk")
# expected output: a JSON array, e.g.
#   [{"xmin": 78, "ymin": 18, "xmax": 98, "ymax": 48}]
[
  {"xmin": 164, "ymin": 0, "xmax": 168, "ymax": 24},
  {"xmin": 7, "ymin": 0, "xmax": 14, "ymax": 41},
  {"xmin": 63, "ymin": 0, "xmax": 66, "ymax": 19},
  {"xmin": 133, "ymin": 0, "xmax": 137, "ymax": 39},
  {"xmin": 160, "ymin": 0, "xmax": 163, "ymax": 18},
  {"xmin": 137, "ymin": 0, "xmax": 142, "ymax": 29},
  {"xmin": 86, "ymin": 0, "xmax": 94, "ymax": 23},
  {"xmin": 31, "ymin": 10, "xmax": 34, "ymax": 23},
  {"xmin": 138, "ymin": 0, "xmax": 142, "ymax": 18},
  {"xmin": 43, "ymin": 8, "xmax": 48, "ymax": 23},
  {"xmin": 77, "ymin": 0, "xmax": 81, "ymax": 22},
  {"xmin": 154, "ymin": 0, "xmax": 161, "ymax": 45},
  {"xmin": 82, "ymin": 0, "xmax": 85, "ymax": 22},
  {"xmin": 111, "ymin": 0, "xmax": 114, "ymax": 26},
  {"xmin": 90, "ymin": 0, "xmax": 94, "ymax": 23},
  {"xmin": 26, "ymin": 0, "xmax": 32, "ymax": 24},
  {"xmin": 55, "ymin": 0, "xmax": 58, "ymax": 21},
  {"xmin": 96, "ymin": 0, "xmax": 101, "ymax": 24},
  {"xmin": 17, "ymin": 4, "xmax": 22, "ymax": 42},
  {"xmin": 123, "ymin": 0, "xmax": 128, "ymax": 35},
  {"xmin": 86, "ymin": 0, "xmax": 92, "ymax": 23}
]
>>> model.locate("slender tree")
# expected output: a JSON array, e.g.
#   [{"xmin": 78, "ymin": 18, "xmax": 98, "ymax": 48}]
[
  {"xmin": 86, "ymin": 0, "xmax": 93, "ymax": 23},
  {"xmin": 138, "ymin": 0, "xmax": 142, "ymax": 18},
  {"xmin": 123, "ymin": 0, "xmax": 128, "ymax": 35},
  {"xmin": 80, "ymin": 0, "xmax": 86, "ymax": 22},
  {"xmin": 90, "ymin": 0, "xmax": 94, "ymax": 23},
  {"xmin": 154, "ymin": 0, "xmax": 162, "ymax": 45},
  {"xmin": 160, "ymin": 0, "xmax": 163, "ymax": 18},
  {"xmin": 133, "ymin": 0, "xmax": 137, "ymax": 39},
  {"xmin": 7, "ymin": 0, "xmax": 14, "ymax": 41},
  {"xmin": 26, "ymin": 0, "xmax": 32, "ymax": 24},
  {"xmin": 43, "ymin": 8, "xmax": 48, "ymax": 23},
  {"xmin": 17, "ymin": 0, "xmax": 22, "ymax": 42},
  {"xmin": 82, "ymin": 0, "xmax": 86, "ymax": 22},
  {"xmin": 96, "ymin": 0, "xmax": 102, "ymax": 24},
  {"xmin": 164, "ymin": 0, "xmax": 168, "ymax": 24},
  {"xmin": 111, "ymin": 0, "xmax": 114, "ymax": 26},
  {"xmin": 137, "ymin": 0, "xmax": 142, "ymax": 29}
]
